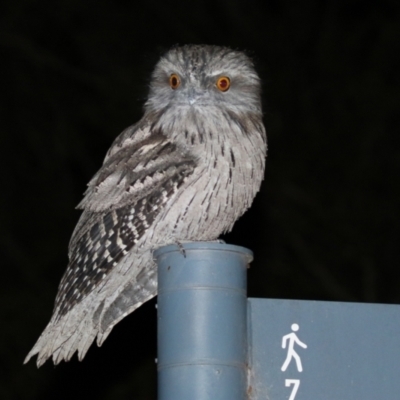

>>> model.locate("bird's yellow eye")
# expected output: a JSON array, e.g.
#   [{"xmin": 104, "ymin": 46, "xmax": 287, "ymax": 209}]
[
  {"xmin": 216, "ymin": 76, "xmax": 230, "ymax": 92},
  {"xmin": 169, "ymin": 74, "xmax": 180, "ymax": 89}
]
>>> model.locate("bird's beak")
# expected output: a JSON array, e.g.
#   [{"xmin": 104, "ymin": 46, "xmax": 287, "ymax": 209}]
[{"xmin": 187, "ymin": 88, "xmax": 204, "ymax": 105}]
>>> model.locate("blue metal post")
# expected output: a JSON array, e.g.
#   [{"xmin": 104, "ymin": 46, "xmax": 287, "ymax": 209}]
[{"xmin": 154, "ymin": 242, "xmax": 253, "ymax": 400}]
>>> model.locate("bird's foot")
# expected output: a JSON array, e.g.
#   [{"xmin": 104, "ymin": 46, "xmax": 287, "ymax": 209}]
[{"xmin": 174, "ymin": 240, "xmax": 186, "ymax": 258}]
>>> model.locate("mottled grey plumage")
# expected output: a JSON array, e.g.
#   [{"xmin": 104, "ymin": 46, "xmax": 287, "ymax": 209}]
[{"xmin": 25, "ymin": 45, "xmax": 267, "ymax": 367}]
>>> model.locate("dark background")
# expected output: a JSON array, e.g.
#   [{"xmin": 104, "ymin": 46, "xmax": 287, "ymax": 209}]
[{"xmin": 1, "ymin": 0, "xmax": 399, "ymax": 399}]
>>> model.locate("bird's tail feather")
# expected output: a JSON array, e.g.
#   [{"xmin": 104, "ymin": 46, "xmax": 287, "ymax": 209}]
[{"xmin": 24, "ymin": 263, "xmax": 157, "ymax": 367}]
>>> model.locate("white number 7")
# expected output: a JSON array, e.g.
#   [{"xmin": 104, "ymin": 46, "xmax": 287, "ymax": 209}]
[{"xmin": 285, "ymin": 379, "xmax": 300, "ymax": 400}]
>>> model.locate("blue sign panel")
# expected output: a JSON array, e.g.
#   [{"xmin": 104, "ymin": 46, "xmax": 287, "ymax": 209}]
[{"xmin": 248, "ymin": 298, "xmax": 400, "ymax": 400}]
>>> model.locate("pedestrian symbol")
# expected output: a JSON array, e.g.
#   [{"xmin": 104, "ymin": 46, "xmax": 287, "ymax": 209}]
[{"xmin": 281, "ymin": 323, "xmax": 307, "ymax": 372}]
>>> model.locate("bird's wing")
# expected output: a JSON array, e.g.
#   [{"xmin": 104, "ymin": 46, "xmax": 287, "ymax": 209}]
[
  {"xmin": 77, "ymin": 132, "xmax": 191, "ymax": 212},
  {"xmin": 69, "ymin": 131, "xmax": 195, "ymax": 250},
  {"xmin": 24, "ymin": 132, "xmax": 196, "ymax": 366},
  {"xmin": 58, "ymin": 132, "xmax": 196, "ymax": 318}
]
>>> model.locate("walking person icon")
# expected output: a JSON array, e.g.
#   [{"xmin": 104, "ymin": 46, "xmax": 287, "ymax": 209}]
[{"xmin": 281, "ymin": 323, "xmax": 308, "ymax": 372}]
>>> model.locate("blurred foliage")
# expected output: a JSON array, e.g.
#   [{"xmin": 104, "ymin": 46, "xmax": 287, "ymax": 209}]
[{"xmin": 0, "ymin": 0, "xmax": 399, "ymax": 398}]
